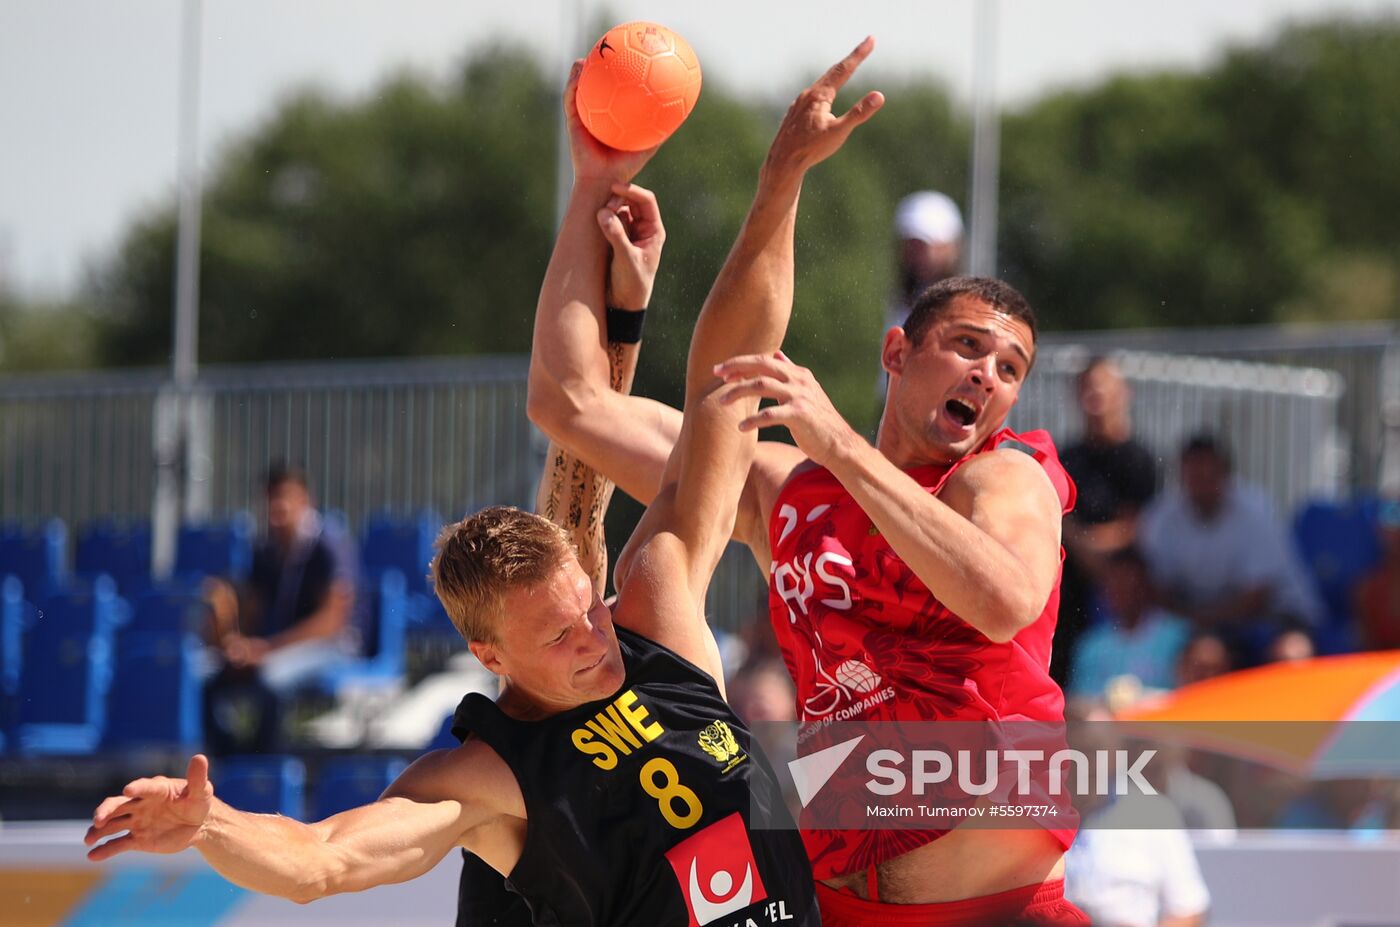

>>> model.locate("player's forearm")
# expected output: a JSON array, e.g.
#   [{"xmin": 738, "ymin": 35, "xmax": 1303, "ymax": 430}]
[
  {"xmin": 194, "ymin": 799, "xmax": 348, "ymax": 903},
  {"xmin": 536, "ymin": 341, "xmax": 641, "ymax": 593},
  {"xmin": 825, "ymin": 438, "xmax": 1049, "ymax": 642},
  {"xmin": 527, "ymin": 178, "xmax": 614, "ymax": 433},
  {"xmin": 537, "ymin": 446, "xmax": 614, "ymax": 592},
  {"xmin": 664, "ymin": 169, "xmax": 804, "ymax": 576},
  {"xmin": 683, "ymin": 168, "xmax": 803, "ymax": 399}
]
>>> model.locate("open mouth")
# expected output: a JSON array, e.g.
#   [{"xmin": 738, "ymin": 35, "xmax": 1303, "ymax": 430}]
[{"xmin": 945, "ymin": 398, "xmax": 980, "ymax": 428}]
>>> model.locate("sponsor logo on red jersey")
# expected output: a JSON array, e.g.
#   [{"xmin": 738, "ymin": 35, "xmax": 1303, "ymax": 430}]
[{"xmin": 664, "ymin": 812, "xmax": 767, "ymax": 926}]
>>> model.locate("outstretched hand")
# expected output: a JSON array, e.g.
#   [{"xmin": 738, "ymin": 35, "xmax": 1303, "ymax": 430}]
[
  {"xmin": 714, "ymin": 350, "xmax": 860, "ymax": 468},
  {"xmin": 564, "ymin": 60, "xmax": 660, "ymax": 184},
  {"xmin": 597, "ymin": 182, "xmax": 666, "ymax": 310},
  {"xmin": 763, "ymin": 36, "xmax": 884, "ymax": 178},
  {"xmin": 85, "ymin": 754, "xmax": 214, "ymax": 861}
]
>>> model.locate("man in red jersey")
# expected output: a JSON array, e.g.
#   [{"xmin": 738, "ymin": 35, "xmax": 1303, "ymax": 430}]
[{"xmin": 530, "ymin": 38, "xmax": 1086, "ymax": 927}]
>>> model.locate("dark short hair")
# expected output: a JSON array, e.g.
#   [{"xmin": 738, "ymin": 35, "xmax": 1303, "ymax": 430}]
[
  {"xmin": 264, "ymin": 460, "xmax": 309, "ymax": 494},
  {"xmin": 903, "ymin": 276, "xmax": 1037, "ymax": 348},
  {"xmin": 1180, "ymin": 432, "xmax": 1231, "ymax": 471}
]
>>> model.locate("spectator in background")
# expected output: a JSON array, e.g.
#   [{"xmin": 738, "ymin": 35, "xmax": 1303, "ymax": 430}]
[
  {"xmin": 1064, "ymin": 704, "xmax": 1211, "ymax": 927},
  {"xmin": 887, "ymin": 190, "xmax": 963, "ymax": 331},
  {"xmin": 1156, "ymin": 744, "xmax": 1238, "ymax": 845},
  {"xmin": 1141, "ymin": 434, "xmax": 1323, "ymax": 664},
  {"xmin": 202, "ymin": 462, "xmax": 358, "ymax": 754},
  {"xmin": 727, "ymin": 658, "xmax": 800, "ymax": 819},
  {"xmin": 1355, "ymin": 499, "xmax": 1400, "ymax": 650},
  {"xmin": 876, "ymin": 191, "xmax": 963, "ymax": 402},
  {"xmin": 1277, "ymin": 779, "xmax": 1392, "ymax": 835},
  {"xmin": 1176, "ymin": 631, "xmax": 1233, "ymax": 687},
  {"xmin": 1265, "ymin": 623, "xmax": 1316, "ymax": 663},
  {"xmin": 727, "ymin": 658, "xmax": 798, "ymax": 726},
  {"xmin": 1069, "ymin": 546, "xmax": 1190, "ymax": 699},
  {"xmin": 1056, "ymin": 357, "xmax": 1159, "ymax": 685}
]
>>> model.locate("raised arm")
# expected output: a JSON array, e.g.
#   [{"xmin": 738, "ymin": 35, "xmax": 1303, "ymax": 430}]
[
  {"xmin": 535, "ymin": 182, "xmax": 662, "ymax": 594},
  {"xmin": 612, "ymin": 39, "xmax": 883, "ymax": 677},
  {"xmin": 85, "ymin": 749, "xmax": 513, "ymax": 903},
  {"xmin": 526, "ymin": 62, "xmax": 681, "ymax": 514}
]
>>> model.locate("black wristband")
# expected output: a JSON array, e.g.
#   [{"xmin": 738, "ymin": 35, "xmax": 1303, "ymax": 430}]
[{"xmin": 606, "ymin": 307, "xmax": 647, "ymax": 344}]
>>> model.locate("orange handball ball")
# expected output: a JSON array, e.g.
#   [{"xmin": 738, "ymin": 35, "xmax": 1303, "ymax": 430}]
[{"xmin": 576, "ymin": 21, "xmax": 702, "ymax": 152}]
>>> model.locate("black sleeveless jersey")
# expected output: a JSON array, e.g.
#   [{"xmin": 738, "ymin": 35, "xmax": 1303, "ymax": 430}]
[
  {"xmin": 451, "ymin": 626, "xmax": 817, "ymax": 927},
  {"xmin": 456, "ymin": 849, "xmax": 532, "ymax": 927}
]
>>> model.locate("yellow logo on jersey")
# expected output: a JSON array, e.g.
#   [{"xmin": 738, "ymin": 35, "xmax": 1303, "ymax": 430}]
[
  {"xmin": 570, "ymin": 689, "xmax": 665, "ymax": 771},
  {"xmin": 698, "ymin": 720, "xmax": 747, "ymax": 774}
]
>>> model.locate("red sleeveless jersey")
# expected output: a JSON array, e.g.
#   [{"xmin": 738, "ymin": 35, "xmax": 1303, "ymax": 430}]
[{"xmin": 765, "ymin": 427, "xmax": 1078, "ymax": 879}]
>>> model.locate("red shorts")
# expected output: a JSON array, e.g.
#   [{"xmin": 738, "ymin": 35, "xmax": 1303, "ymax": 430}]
[{"xmin": 815, "ymin": 878, "xmax": 1089, "ymax": 927}]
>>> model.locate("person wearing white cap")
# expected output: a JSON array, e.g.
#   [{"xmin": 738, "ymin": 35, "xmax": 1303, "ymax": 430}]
[
  {"xmin": 880, "ymin": 191, "xmax": 965, "ymax": 399},
  {"xmin": 889, "ymin": 190, "xmax": 964, "ymax": 328}
]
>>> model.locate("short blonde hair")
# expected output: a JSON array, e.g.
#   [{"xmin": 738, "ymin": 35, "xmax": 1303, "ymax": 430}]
[{"xmin": 429, "ymin": 506, "xmax": 573, "ymax": 643}]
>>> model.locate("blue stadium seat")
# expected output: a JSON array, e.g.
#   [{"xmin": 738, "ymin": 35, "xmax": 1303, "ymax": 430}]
[
  {"xmin": 214, "ymin": 755, "xmax": 306, "ymax": 818},
  {"xmin": 129, "ymin": 584, "xmax": 207, "ymax": 635},
  {"xmin": 361, "ymin": 511, "xmax": 438, "ymax": 596},
  {"xmin": 104, "ymin": 630, "xmax": 203, "ymax": 750},
  {"xmin": 361, "ymin": 511, "xmax": 453, "ymax": 632},
  {"xmin": 76, "ymin": 520, "xmax": 153, "ymax": 594},
  {"xmin": 15, "ymin": 579, "xmax": 130, "ymax": 754},
  {"xmin": 311, "ymin": 755, "xmax": 409, "ymax": 820},
  {"xmin": 0, "ymin": 577, "xmax": 33, "ymax": 749},
  {"xmin": 175, "ymin": 513, "xmax": 255, "ymax": 583},
  {"xmin": 0, "ymin": 519, "xmax": 67, "ymax": 600},
  {"xmin": 1, "ymin": 577, "xmax": 28, "ymax": 699},
  {"xmin": 316, "ymin": 569, "xmax": 409, "ymax": 694},
  {"xmin": 1294, "ymin": 498, "xmax": 1383, "ymax": 627}
]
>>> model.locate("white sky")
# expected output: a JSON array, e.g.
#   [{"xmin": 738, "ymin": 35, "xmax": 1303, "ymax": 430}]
[{"xmin": 1, "ymin": 0, "xmax": 1396, "ymax": 297}]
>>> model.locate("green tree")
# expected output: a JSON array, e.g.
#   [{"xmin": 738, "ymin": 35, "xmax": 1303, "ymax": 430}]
[
  {"xmin": 0, "ymin": 286, "xmax": 99, "ymax": 373},
  {"xmin": 90, "ymin": 16, "xmax": 1400, "ymax": 379},
  {"xmin": 998, "ymin": 17, "xmax": 1400, "ymax": 330},
  {"xmin": 94, "ymin": 48, "xmax": 559, "ymax": 366}
]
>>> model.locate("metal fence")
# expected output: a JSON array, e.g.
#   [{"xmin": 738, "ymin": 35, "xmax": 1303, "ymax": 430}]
[
  {"xmin": 0, "ymin": 368, "xmax": 165, "ymax": 528},
  {"xmin": 1009, "ymin": 346, "xmax": 1346, "ymax": 516},
  {"xmin": 0, "ymin": 356, "xmax": 539, "ymax": 534},
  {"xmin": 1039, "ymin": 321, "xmax": 1397, "ymax": 495}
]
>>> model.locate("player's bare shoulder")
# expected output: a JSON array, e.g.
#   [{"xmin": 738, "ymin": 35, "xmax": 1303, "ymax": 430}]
[
  {"xmin": 384, "ymin": 738, "xmax": 526, "ymax": 823},
  {"xmin": 939, "ymin": 447, "xmax": 1059, "ymax": 522},
  {"xmin": 741, "ymin": 441, "xmax": 814, "ymax": 549}
]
